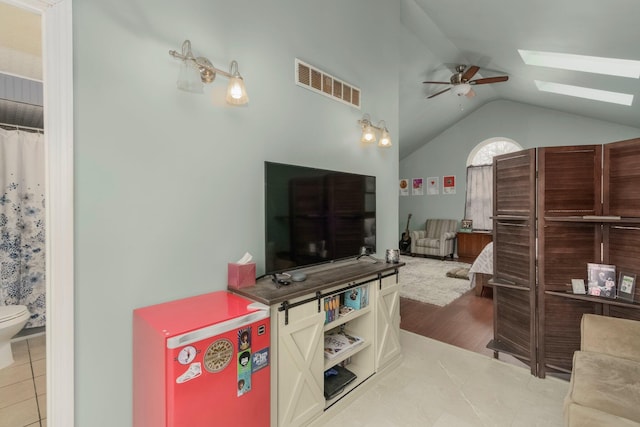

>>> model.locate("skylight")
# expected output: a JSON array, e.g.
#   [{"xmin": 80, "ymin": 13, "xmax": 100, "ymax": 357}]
[
  {"xmin": 519, "ymin": 50, "xmax": 640, "ymax": 78},
  {"xmin": 534, "ymin": 81, "xmax": 634, "ymax": 106}
]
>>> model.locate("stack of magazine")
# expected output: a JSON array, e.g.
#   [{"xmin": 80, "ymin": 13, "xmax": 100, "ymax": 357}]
[{"xmin": 323, "ymin": 331, "xmax": 364, "ymax": 360}]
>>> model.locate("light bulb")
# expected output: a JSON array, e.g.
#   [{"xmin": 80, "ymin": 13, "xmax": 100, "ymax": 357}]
[{"xmin": 226, "ymin": 76, "xmax": 249, "ymax": 105}]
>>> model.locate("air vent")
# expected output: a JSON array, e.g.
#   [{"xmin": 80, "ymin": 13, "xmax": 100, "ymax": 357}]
[{"xmin": 295, "ymin": 58, "xmax": 360, "ymax": 109}]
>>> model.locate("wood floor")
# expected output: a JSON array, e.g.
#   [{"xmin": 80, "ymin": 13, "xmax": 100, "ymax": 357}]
[{"xmin": 400, "ymin": 288, "xmax": 527, "ymax": 368}]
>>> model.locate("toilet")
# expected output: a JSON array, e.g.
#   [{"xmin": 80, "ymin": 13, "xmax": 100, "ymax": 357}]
[{"xmin": 0, "ymin": 305, "xmax": 30, "ymax": 369}]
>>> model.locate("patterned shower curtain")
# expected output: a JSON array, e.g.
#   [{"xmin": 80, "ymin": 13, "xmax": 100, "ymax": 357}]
[{"xmin": 0, "ymin": 128, "xmax": 46, "ymax": 328}]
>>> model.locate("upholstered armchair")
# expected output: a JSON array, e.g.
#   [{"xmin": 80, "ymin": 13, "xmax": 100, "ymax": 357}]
[
  {"xmin": 410, "ymin": 219, "xmax": 458, "ymax": 260},
  {"xmin": 564, "ymin": 314, "xmax": 640, "ymax": 426}
]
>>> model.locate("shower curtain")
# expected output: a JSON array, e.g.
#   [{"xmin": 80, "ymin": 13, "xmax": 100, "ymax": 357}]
[{"xmin": 0, "ymin": 128, "xmax": 46, "ymax": 328}]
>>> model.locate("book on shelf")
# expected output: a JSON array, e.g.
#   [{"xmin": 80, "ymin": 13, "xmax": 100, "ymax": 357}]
[{"xmin": 323, "ymin": 331, "xmax": 364, "ymax": 360}]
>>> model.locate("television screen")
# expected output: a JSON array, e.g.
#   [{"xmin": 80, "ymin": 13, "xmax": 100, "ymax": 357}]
[{"xmin": 265, "ymin": 162, "xmax": 376, "ymax": 274}]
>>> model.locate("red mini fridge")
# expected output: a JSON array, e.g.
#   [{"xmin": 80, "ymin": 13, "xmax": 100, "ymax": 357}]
[{"xmin": 133, "ymin": 291, "xmax": 270, "ymax": 427}]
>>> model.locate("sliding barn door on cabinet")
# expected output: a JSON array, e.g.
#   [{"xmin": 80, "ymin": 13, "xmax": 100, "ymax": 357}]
[{"xmin": 490, "ymin": 148, "xmax": 537, "ymax": 375}]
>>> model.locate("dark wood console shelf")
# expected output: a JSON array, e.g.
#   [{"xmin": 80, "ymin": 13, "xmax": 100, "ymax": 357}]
[
  {"xmin": 229, "ymin": 258, "xmax": 403, "ymax": 305},
  {"xmin": 544, "ymin": 216, "xmax": 640, "ymax": 224},
  {"xmin": 545, "ymin": 291, "xmax": 640, "ymax": 310},
  {"xmin": 491, "ymin": 281, "xmax": 528, "ymax": 291}
]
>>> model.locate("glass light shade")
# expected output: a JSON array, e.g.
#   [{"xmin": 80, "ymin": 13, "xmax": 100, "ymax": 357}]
[
  {"xmin": 451, "ymin": 83, "xmax": 471, "ymax": 96},
  {"xmin": 176, "ymin": 61, "xmax": 203, "ymax": 94},
  {"xmin": 226, "ymin": 76, "xmax": 249, "ymax": 105},
  {"xmin": 378, "ymin": 128, "xmax": 392, "ymax": 147},
  {"xmin": 360, "ymin": 124, "xmax": 376, "ymax": 143}
]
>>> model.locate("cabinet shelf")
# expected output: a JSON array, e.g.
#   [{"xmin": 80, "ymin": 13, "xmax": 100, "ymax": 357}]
[
  {"xmin": 545, "ymin": 291, "xmax": 640, "ymax": 309},
  {"xmin": 324, "ymin": 356, "xmax": 374, "ymax": 409},
  {"xmin": 544, "ymin": 216, "xmax": 640, "ymax": 224},
  {"xmin": 324, "ymin": 340, "xmax": 372, "ymax": 370},
  {"xmin": 323, "ymin": 305, "xmax": 371, "ymax": 331}
]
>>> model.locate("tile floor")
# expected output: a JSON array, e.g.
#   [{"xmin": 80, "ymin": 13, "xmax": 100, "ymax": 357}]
[
  {"xmin": 0, "ymin": 330, "xmax": 569, "ymax": 427},
  {"xmin": 328, "ymin": 330, "xmax": 569, "ymax": 427},
  {"xmin": 0, "ymin": 334, "xmax": 46, "ymax": 427}
]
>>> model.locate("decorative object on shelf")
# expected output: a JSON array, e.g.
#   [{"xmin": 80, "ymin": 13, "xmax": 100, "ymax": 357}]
[
  {"xmin": 357, "ymin": 113, "xmax": 392, "ymax": 147},
  {"xmin": 587, "ymin": 263, "xmax": 617, "ymax": 298},
  {"xmin": 344, "ymin": 285, "xmax": 369, "ymax": 310},
  {"xmin": 571, "ymin": 279, "xmax": 586, "ymax": 294},
  {"xmin": 460, "ymin": 219, "xmax": 473, "ymax": 233},
  {"xmin": 385, "ymin": 249, "xmax": 400, "ymax": 264},
  {"xmin": 169, "ymin": 40, "xmax": 249, "ymax": 105},
  {"xmin": 617, "ymin": 272, "xmax": 636, "ymax": 302}
]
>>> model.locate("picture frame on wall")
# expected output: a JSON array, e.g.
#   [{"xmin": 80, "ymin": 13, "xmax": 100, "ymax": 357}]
[{"xmin": 617, "ymin": 272, "xmax": 636, "ymax": 302}]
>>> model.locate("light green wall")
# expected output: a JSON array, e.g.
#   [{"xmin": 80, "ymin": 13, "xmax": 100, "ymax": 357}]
[
  {"xmin": 399, "ymin": 100, "xmax": 640, "ymax": 234},
  {"xmin": 74, "ymin": 1, "xmax": 399, "ymax": 424}
]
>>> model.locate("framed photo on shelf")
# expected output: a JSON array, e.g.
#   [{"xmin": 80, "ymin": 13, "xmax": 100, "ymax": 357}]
[
  {"xmin": 617, "ymin": 272, "xmax": 636, "ymax": 302},
  {"xmin": 587, "ymin": 263, "xmax": 617, "ymax": 298},
  {"xmin": 460, "ymin": 219, "xmax": 473, "ymax": 233}
]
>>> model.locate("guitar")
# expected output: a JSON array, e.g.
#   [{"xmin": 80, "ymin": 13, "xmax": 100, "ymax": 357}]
[{"xmin": 399, "ymin": 213, "xmax": 412, "ymax": 253}]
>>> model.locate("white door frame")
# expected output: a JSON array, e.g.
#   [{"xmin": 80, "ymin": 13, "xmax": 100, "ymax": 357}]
[{"xmin": 4, "ymin": 0, "xmax": 75, "ymax": 425}]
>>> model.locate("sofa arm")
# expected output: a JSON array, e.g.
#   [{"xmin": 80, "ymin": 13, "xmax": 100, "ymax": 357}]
[
  {"xmin": 411, "ymin": 230, "xmax": 426, "ymax": 240},
  {"xmin": 443, "ymin": 231, "xmax": 457, "ymax": 240},
  {"xmin": 581, "ymin": 314, "xmax": 640, "ymax": 362}
]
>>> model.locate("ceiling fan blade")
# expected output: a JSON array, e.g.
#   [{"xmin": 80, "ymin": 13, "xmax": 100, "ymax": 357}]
[
  {"xmin": 469, "ymin": 76, "xmax": 509, "ymax": 85},
  {"xmin": 427, "ymin": 87, "xmax": 451, "ymax": 99},
  {"xmin": 461, "ymin": 65, "xmax": 480, "ymax": 82},
  {"xmin": 423, "ymin": 81, "xmax": 451, "ymax": 85}
]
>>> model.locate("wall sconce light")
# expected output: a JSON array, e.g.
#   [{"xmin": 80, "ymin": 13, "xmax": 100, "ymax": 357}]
[
  {"xmin": 358, "ymin": 114, "xmax": 392, "ymax": 148},
  {"xmin": 169, "ymin": 40, "xmax": 249, "ymax": 105}
]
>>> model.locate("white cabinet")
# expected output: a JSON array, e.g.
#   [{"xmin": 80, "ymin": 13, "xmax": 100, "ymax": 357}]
[
  {"xmin": 375, "ymin": 272, "xmax": 401, "ymax": 370},
  {"xmin": 271, "ymin": 272, "xmax": 401, "ymax": 427},
  {"xmin": 231, "ymin": 260, "xmax": 403, "ymax": 427}
]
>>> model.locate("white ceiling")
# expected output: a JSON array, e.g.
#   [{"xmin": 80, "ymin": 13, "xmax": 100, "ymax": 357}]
[
  {"xmin": 1, "ymin": 1, "xmax": 639, "ymax": 149},
  {"xmin": 399, "ymin": 0, "xmax": 640, "ymax": 158}
]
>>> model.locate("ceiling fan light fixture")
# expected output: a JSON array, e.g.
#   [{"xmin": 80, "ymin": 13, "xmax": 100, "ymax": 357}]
[{"xmin": 451, "ymin": 83, "xmax": 471, "ymax": 96}]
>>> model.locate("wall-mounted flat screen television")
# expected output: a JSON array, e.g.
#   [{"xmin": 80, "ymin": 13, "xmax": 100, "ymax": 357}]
[{"xmin": 265, "ymin": 162, "xmax": 376, "ymax": 274}]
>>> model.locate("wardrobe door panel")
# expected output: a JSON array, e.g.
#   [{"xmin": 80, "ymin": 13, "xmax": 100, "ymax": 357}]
[
  {"xmin": 604, "ymin": 138, "xmax": 640, "ymax": 217},
  {"xmin": 492, "ymin": 148, "xmax": 537, "ymax": 375}
]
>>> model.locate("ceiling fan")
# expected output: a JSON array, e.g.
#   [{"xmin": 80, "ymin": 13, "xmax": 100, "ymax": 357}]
[{"xmin": 423, "ymin": 64, "xmax": 509, "ymax": 99}]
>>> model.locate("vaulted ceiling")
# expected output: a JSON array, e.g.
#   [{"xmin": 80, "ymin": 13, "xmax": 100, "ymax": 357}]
[
  {"xmin": 1, "ymin": 1, "xmax": 639, "ymax": 154},
  {"xmin": 399, "ymin": 0, "xmax": 640, "ymax": 158}
]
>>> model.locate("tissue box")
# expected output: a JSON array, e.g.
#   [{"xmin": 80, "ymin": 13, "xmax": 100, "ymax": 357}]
[{"xmin": 228, "ymin": 263, "xmax": 256, "ymax": 289}]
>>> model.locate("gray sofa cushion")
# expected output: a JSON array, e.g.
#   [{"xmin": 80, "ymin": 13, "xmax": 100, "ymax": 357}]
[
  {"xmin": 565, "ymin": 404, "xmax": 640, "ymax": 427},
  {"xmin": 568, "ymin": 351, "xmax": 640, "ymax": 423}
]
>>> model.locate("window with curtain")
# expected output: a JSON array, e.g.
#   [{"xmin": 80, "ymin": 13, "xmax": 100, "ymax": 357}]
[{"xmin": 465, "ymin": 138, "xmax": 522, "ymax": 231}]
